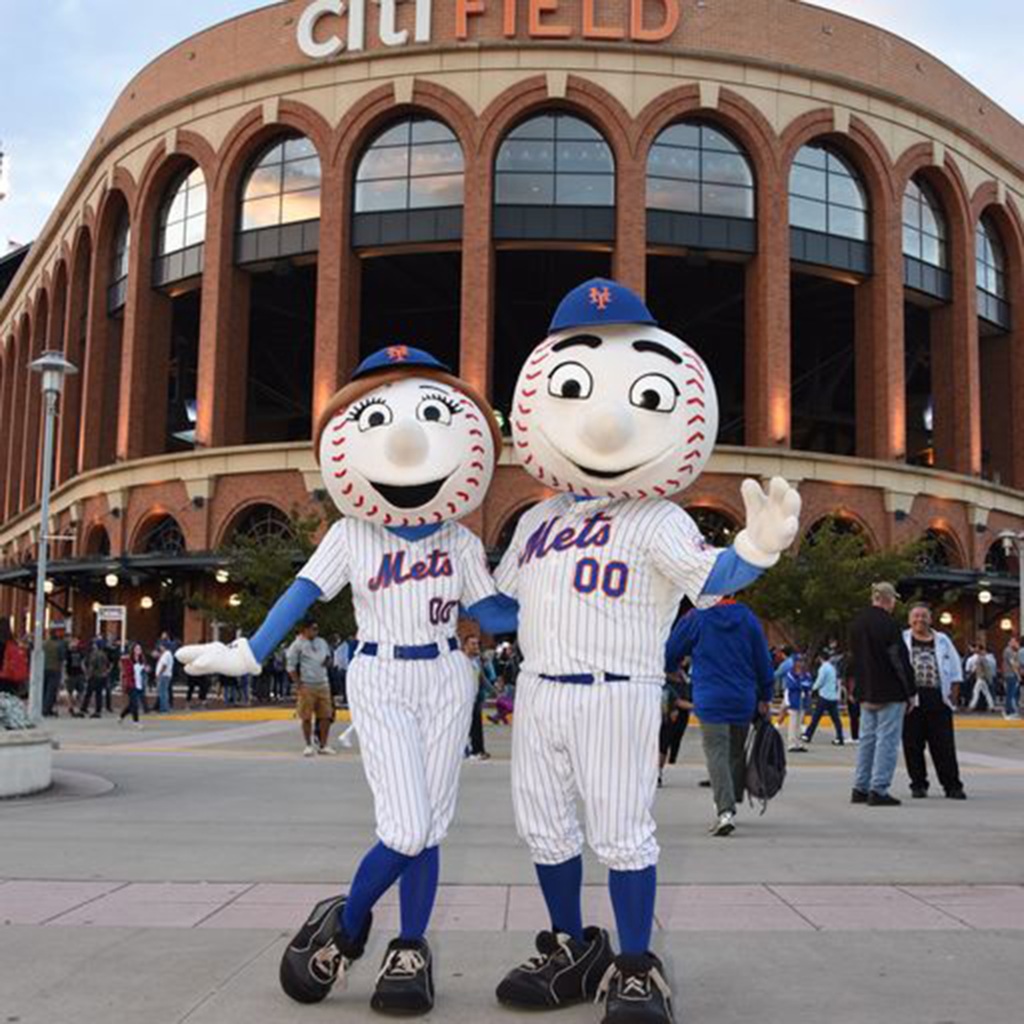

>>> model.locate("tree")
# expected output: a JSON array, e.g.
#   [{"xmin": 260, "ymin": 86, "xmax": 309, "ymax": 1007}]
[
  {"xmin": 190, "ymin": 507, "xmax": 355, "ymax": 644},
  {"xmin": 744, "ymin": 517, "xmax": 923, "ymax": 658}
]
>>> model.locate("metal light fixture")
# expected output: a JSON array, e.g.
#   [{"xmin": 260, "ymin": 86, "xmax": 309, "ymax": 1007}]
[
  {"xmin": 91, "ymin": 602, "xmax": 101, "ymax": 614},
  {"xmin": 43, "ymin": 579, "xmax": 54, "ymax": 595},
  {"xmin": 1000, "ymin": 617, "xmax": 1014, "ymax": 632},
  {"xmin": 978, "ymin": 589, "xmax": 993, "ymax": 605},
  {"xmin": 105, "ymin": 573, "xmax": 119, "ymax": 588},
  {"xmin": 215, "ymin": 569, "xmax": 230, "ymax": 584},
  {"xmin": 228, "ymin": 593, "xmax": 242, "ymax": 608},
  {"xmin": 939, "ymin": 611, "xmax": 954, "ymax": 626},
  {"xmin": 140, "ymin": 596, "xmax": 154, "ymax": 610}
]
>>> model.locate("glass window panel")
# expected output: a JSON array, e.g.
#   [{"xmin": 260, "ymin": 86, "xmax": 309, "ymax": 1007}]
[
  {"xmin": 411, "ymin": 119, "xmax": 456, "ymax": 144},
  {"xmin": 185, "ymin": 167, "xmax": 204, "ymax": 189},
  {"xmin": 242, "ymin": 195, "xmax": 282, "ymax": 231},
  {"xmin": 701, "ymin": 126, "xmax": 739, "ymax": 153},
  {"xmin": 828, "ymin": 173, "xmax": 865, "ymax": 210},
  {"xmin": 790, "ymin": 196, "xmax": 828, "ymax": 233},
  {"xmin": 826, "ymin": 151, "xmax": 855, "ymax": 177},
  {"xmin": 828, "ymin": 204, "xmax": 867, "ymax": 240},
  {"xmin": 789, "ymin": 164, "xmax": 827, "ymax": 201},
  {"xmin": 555, "ymin": 173, "xmax": 614, "ymax": 206},
  {"xmin": 904, "ymin": 178, "xmax": 921, "ymax": 203},
  {"xmin": 160, "ymin": 220, "xmax": 185, "ymax": 255},
  {"xmin": 648, "ymin": 145, "xmax": 699, "ymax": 181},
  {"xmin": 657, "ymin": 122, "xmax": 700, "ymax": 148},
  {"xmin": 282, "ymin": 157, "xmax": 322, "ymax": 193},
  {"xmin": 281, "ymin": 188, "xmax": 321, "ymax": 224},
  {"xmin": 919, "ymin": 202, "xmax": 940, "ymax": 240},
  {"xmin": 184, "ymin": 214, "xmax": 205, "ymax": 248},
  {"xmin": 920, "ymin": 232, "xmax": 942, "ymax": 267},
  {"xmin": 557, "ymin": 117, "xmax": 601, "ymax": 141},
  {"xmin": 556, "ymin": 140, "xmax": 614, "ymax": 173},
  {"xmin": 164, "ymin": 189, "xmax": 187, "ymax": 226},
  {"xmin": 371, "ymin": 122, "xmax": 411, "ymax": 148},
  {"xmin": 496, "ymin": 139, "xmax": 555, "ymax": 173},
  {"xmin": 283, "ymin": 136, "xmax": 316, "ymax": 161},
  {"xmin": 702, "ymin": 151, "xmax": 753, "ymax": 187},
  {"xmin": 357, "ymin": 146, "xmax": 410, "ymax": 181},
  {"xmin": 702, "ymin": 183, "xmax": 754, "ymax": 218},
  {"xmin": 976, "ymin": 228, "xmax": 987, "ymax": 260},
  {"xmin": 245, "ymin": 164, "xmax": 283, "ymax": 201},
  {"xmin": 647, "ymin": 177, "xmax": 699, "ymax": 213},
  {"xmin": 409, "ymin": 141, "xmax": 464, "ymax": 177},
  {"xmin": 902, "ymin": 193, "xmax": 921, "ymax": 230},
  {"xmin": 188, "ymin": 182, "xmax": 207, "ymax": 218},
  {"xmin": 409, "ymin": 174, "xmax": 464, "ymax": 209},
  {"xmin": 794, "ymin": 145, "xmax": 827, "ymax": 170},
  {"xmin": 494, "ymin": 173, "xmax": 554, "ymax": 205},
  {"xmin": 508, "ymin": 115, "xmax": 556, "ymax": 140},
  {"xmin": 354, "ymin": 179, "xmax": 408, "ymax": 213},
  {"xmin": 903, "ymin": 225, "xmax": 922, "ymax": 260},
  {"xmin": 256, "ymin": 142, "xmax": 285, "ymax": 169}
]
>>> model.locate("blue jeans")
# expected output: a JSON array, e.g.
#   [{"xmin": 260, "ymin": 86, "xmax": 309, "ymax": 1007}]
[
  {"xmin": 853, "ymin": 702, "xmax": 906, "ymax": 796},
  {"xmin": 1005, "ymin": 676, "xmax": 1020, "ymax": 716},
  {"xmin": 157, "ymin": 674, "xmax": 172, "ymax": 713}
]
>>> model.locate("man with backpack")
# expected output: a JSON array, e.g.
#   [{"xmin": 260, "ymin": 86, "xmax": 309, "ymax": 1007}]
[
  {"xmin": 83, "ymin": 640, "xmax": 111, "ymax": 718},
  {"xmin": 666, "ymin": 599, "xmax": 774, "ymax": 837}
]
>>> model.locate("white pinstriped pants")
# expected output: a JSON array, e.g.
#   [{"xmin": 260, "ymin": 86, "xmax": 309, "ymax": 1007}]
[
  {"xmin": 511, "ymin": 671, "xmax": 661, "ymax": 872},
  {"xmin": 347, "ymin": 650, "xmax": 476, "ymax": 856}
]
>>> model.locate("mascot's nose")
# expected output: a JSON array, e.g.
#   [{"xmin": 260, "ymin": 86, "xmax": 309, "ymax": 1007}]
[
  {"xmin": 385, "ymin": 420, "xmax": 429, "ymax": 467},
  {"xmin": 579, "ymin": 402, "xmax": 635, "ymax": 454}
]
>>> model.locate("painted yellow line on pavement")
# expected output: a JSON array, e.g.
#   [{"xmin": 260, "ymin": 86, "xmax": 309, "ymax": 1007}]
[{"xmin": 161, "ymin": 708, "xmax": 353, "ymax": 723}]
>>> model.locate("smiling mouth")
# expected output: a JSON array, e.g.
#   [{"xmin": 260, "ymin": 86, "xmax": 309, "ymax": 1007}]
[
  {"xmin": 368, "ymin": 478, "xmax": 448, "ymax": 509},
  {"xmin": 569, "ymin": 461, "xmax": 645, "ymax": 480}
]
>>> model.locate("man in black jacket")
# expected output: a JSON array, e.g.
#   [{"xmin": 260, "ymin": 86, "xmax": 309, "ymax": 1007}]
[{"xmin": 849, "ymin": 582, "xmax": 917, "ymax": 806}]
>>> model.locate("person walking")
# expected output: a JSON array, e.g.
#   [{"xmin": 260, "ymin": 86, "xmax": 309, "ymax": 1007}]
[
  {"xmin": 658, "ymin": 658, "xmax": 693, "ymax": 787},
  {"xmin": 966, "ymin": 641, "xmax": 996, "ymax": 712},
  {"xmin": 1001, "ymin": 635, "xmax": 1021, "ymax": 719},
  {"xmin": 64, "ymin": 637, "xmax": 88, "ymax": 717},
  {"xmin": 779, "ymin": 654, "xmax": 812, "ymax": 752},
  {"xmin": 286, "ymin": 619, "xmax": 335, "ymax": 756},
  {"xmin": 849, "ymin": 582, "xmax": 917, "ymax": 806},
  {"xmin": 902, "ymin": 605, "xmax": 967, "ymax": 800},
  {"xmin": 667, "ymin": 599, "xmax": 774, "ymax": 837},
  {"xmin": 83, "ymin": 640, "xmax": 110, "ymax": 717},
  {"xmin": 155, "ymin": 643, "xmax": 175, "ymax": 713},
  {"xmin": 41, "ymin": 626, "xmax": 67, "ymax": 717},
  {"xmin": 119, "ymin": 644, "xmax": 148, "ymax": 727},
  {"xmin": 464, "ymin": 635, "xmax": 491, "ymax": 761},
  {"xmin": 802, "ymin": 651, "xmax": 845, "ymax": 745}
]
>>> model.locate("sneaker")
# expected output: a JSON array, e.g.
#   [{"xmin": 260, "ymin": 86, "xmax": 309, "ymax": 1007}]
[
  {"xmin": 657, "ymin": 773, "xmax": 664, "ymax": 789},
  {"xmin": 597, "ymin": 952, "xmax": 674, "ymax": 1024},
  {"xmin": 945, "ymin": 787, "xmax": 967, "ymax": 800},
  {"xmin": 831, "ymin": 738, "xmax": 845, "ymax": 746},
  {"xmin": 303, "ymin": 745, "xmax": 316, "ymax": 757},
  {"xmin": 279, "ymin": 896, "xmax": 372, "ymax": 1004},
  {"xmin": 318, "ymin": 745, "xmax": 336, "ymax": 756},
  {"xmin": 339, "ymin": 728, "xmax": 355, "ymax": 749},
  {"xmin": 850, "ymin": 788, "xmax": 869, "ymax": 804},
  {"xmin": 496, "ymin": 927, "xmax": 613, "ymax": 1009},
  {"xmin": 800, "ymin": 734, "xmax": 811, "ymax": 744},
  {"xmin": 867, "ymin": 791, "xmax": 902, "ymax": 806},
  {"xmin": 709, "ymin": 811, "xmax": 735, "ymax": 837},
  {"xmin": 371, "ymin": 937, "xmax": 434, "ymax": 1015},
  {"xmin": 910, "ymin": 785, "xmax": 928, "ymax": 799},
  {"xmin": 698, "ymin": 779, "xmax": 711, "ymax": 788},
  {"xmin": 787, "ymin": 745, "xmax": 807, "ymax": 753}
]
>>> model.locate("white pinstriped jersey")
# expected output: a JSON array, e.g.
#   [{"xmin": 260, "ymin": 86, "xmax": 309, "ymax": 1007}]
[
  {"xmin": 495, "ymin": 496, "xmax": 721, "ymax": 682},
  {"xmin": 299, "ymin": 519, "xmax": 497, "ymax": 645}
]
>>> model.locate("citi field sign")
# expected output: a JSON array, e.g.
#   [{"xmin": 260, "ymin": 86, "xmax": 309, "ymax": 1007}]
[{"xmin": 297, "ymin": 0, "xmax": 683, "ymax": 59}]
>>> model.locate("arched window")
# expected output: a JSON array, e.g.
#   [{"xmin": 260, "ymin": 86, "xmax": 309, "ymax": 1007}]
[
  {"xmin": 976, "ymin": 214, "xmax": 1009, "ymax": 328},
  {"xmin": 154, "ymin": 166, "xmax": 206, "ymax": 287},
  {"xmin": 789, "ymin": 144, "xmax": 868, "ymax": 241},
  {"xmin": 648, "ymin": 122, "xmax": 754, "ymax": 219},
  {"xmin": 108, "ymin": 213, "xmax": 131, "ymax": 313},
  {"xmin": 228, "ymin": 504, "xmax": 295, "ymax": 545},
  {"xmin": 919, "ymin": 529, "xmax": 962, "ymax": 571},
  {"xmin": 687, "ymin": 507, "xmax": 740, "ymax": 548},
  {"xmin": 137, "ymin": 516, "xmax": 187, "ymax": 556},
  {"xmin": 903, "ymin": 177, "xmax": 947, "ymax": 269}
]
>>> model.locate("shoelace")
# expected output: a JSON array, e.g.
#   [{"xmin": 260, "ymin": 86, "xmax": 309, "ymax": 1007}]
[
  {"xmin": 520, "ymin": 935, "xmax": 572, "ymax": 972},
  {"xmin": 380, "ymin": 949, "xmax": 426, "ymax": 981},
  {"xmin": 596, "ymin": 964, "xmax": 673, "ymax": 1004}
]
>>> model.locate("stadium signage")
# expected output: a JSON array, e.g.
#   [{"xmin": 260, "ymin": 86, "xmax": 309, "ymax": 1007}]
[{"xmin": 297, "ymin": 0, "xmax": 681, "ymax": 59}]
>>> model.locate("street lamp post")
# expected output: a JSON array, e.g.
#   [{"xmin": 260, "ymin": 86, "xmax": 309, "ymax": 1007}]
[
  {"xmin": 997, "ymin": 530, "xmax": 1024, "ymax": 638},
  {"xmin": 27, "ymin": 351, "xmax": 77, "ymax": 723}
]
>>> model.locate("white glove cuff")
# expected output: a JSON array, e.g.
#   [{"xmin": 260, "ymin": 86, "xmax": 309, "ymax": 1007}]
[
  {"xmin": 733, "ymin": 529, "xmax": 781, "ymax": 569},
  {"xmin": 232, "ymin": 638, "xmax": 262, "ymax": 676}
]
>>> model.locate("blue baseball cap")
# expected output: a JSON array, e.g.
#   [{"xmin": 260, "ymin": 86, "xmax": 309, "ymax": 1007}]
[
  {"xmin": 549, "ymin": 278, "xmax": 658, "ymax": 333},
  {"xmin": 352, "ymin": 345, "xmax": 452, "ymax": 380}
]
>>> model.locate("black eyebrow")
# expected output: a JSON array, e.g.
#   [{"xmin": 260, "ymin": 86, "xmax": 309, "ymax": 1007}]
[
  {"xmin": 552, "ymin": 334, "xmax": 603, "ymax": 352},
  {"xmin": 419, "ymin": 384, "xmax": 453, "ymax": 391},
  {"xmin": 632, "ymin": 340, "xmax": 683, "ymax": 364}
]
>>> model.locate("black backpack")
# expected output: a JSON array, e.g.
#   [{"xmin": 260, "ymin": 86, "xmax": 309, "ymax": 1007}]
[{"xmin": 745, "ymin": 715, "xmax": 787, "ymax": 814}]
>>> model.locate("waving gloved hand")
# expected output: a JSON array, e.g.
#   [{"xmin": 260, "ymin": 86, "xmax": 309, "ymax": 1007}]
[
  {"xmin": 733, "ymin": 476, "xmax": 802, "ymax": 569},
  {"xmin": 176, "ymin": 638, "xmax": 261, "ymax": 678}
]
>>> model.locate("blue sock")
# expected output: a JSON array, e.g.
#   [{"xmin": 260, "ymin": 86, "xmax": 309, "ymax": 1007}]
[
  {"xmin": 535, "ymin": 857, "xmax": 584, "ymax": 942},
  {"xmin": 608, "ymin": 867, "xmax": 657, "ymax": 955},
  {"xmin": 399, "ymin": 846, "xmax": 440, "ymax": 940},
  {"xmin": 342, "ymin": 842, "xmax": 414, "ymax": 937}
]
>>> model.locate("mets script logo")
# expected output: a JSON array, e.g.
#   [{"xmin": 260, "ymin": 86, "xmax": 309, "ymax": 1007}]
[
  {"xmin": 518, "ymin": 513, "xmax": 613, "ymax": 567},
  {"xmin": 588, "ymin": 286, "xmax": 612, "ymax": 311},
  {"xmin": 368, "ymin": 549, "xmax": 453, "ymax": 592},
  {"xmin": 386, "ymin": 344, "xmax": 410, "ymax": 362}
]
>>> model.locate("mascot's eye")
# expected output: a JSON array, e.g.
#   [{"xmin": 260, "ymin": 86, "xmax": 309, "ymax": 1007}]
[
  {"xmin": 351, "ymin": 399, "xmax": 394, "ymax": 432},
  {"xmin": 629, "ymin": 373, "xmax": 679, "ymax": 414},
  {"xmin": 548, "ymin": 362, "xmax": 594, "ymax": 401},
  {"xmin": 416, "ymin": 394, "xmax": 458, "ymax": 426}
]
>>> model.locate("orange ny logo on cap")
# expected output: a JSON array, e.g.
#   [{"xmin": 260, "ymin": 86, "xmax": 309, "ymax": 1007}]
[
  {"xmin": 386, "ymin": 345, "xmax": 410, "ymax": 362},
  {"xmin": 588, "ymin": 286, "xmax": 612, "ymax": 311}
]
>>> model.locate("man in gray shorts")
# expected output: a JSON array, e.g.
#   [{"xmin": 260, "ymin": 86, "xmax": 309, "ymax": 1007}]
[{"xmin": 287, "ymin": 619, "xmax": 334, "ymax": 757}]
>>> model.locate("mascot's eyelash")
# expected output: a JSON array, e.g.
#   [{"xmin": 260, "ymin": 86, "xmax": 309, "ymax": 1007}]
[
  {"xmin": 423, "ymin": 392, "xmax": 462, "ymax": 415},
  {"xmin": 347, "ymin": 396, "xmax": 388, "ymax": 421}
]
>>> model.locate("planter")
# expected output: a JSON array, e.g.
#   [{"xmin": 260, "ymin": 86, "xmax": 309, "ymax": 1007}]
[{"xmin": 0, "ymin": 731, "xmax": 53, "ymax": 798}]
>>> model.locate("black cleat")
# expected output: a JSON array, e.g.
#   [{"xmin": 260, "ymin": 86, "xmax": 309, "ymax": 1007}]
[
  {"xmin": 371, "ymin": 937, "xmax": 434, "ymax": 1016},
  {"xmin": 279, "ymin": 896, "xmax": 372, "ymax": 1004},
  {"xmin": 598, "ymin": 953, "xmax": 675, "ymax": 1024},
  {"xmin": 496, "ymin": 927, "xmax": 613, "ymax": 1009}
]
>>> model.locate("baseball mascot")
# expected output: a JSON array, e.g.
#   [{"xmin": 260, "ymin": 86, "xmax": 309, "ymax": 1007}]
[
  {"xmin": 493, "ymin": 280, "xmax": 801, "ymax": 1023},
  {"xmin": 177, "ymin": 346, "xmax": 515, "ymax": 1015}
]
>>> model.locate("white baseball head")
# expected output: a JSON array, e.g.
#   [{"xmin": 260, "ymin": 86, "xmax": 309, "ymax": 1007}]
[
  {"xmin": 316, "ymin": 346, "xmax": 500, "ymax": 526},
  {"xmin": 512, "ymin": 279, "xmax": 718, "ymax": 499}
]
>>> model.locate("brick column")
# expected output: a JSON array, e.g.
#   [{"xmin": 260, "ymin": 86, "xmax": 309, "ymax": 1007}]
[
  {"xmin": 5, "ymin": 333, "xmax": 28, "ymax": 518},
  {"xmin": 19, "ymin": 325, "xmax": 43, "ymax": 508},
  {"xmin": 196, "ymin": 182, "xmax": 250, "ymax": 449},
  {"xmin": 58, "ymin": 260, "xmax": 89, "ymax": 486},
  {"xmin": 460, "ymin": 150, "xmax": 493, "ymax": 397},
  {"xmin": 854, "ymin": 201, "xmax": 905, "ymax": 461},
  {"xmin": 0, "ymin": 352, "xmax": 12, "ymax": 521},
  {"xmin": 1008, "ymin": 270, "xmax": 1024, "ymax": 488},
  {"xmin": 613, "ymin": 150, "xmax": 646, "ymax": 297},
  {"xmin": 744, "ymin": 186, "xmax": 790, "ymax": 447}
]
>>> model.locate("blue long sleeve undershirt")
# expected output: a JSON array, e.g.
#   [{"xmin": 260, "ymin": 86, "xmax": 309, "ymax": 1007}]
[{"xmin": 700, "ymin": 546, "xmax": 764, "ymax": 597}]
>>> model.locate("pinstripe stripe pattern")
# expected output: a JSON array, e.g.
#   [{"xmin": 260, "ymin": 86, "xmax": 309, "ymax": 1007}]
[
  {"xmin": 512, "ymin": 671, "xmax": 661, "ymax": 871},
  {"xmin": 347, "ymin": 651, "xmax": 476, "ymax": 856}
]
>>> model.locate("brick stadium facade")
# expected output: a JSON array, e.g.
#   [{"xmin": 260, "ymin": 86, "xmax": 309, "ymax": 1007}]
[{"xmin": 3, "ymin": 0, "xmax": 1024, "ymax": 646}]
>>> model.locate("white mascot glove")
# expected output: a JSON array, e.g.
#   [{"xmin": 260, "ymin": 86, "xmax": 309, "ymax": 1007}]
[
  {"xmin": 176, "ymin": 638, "xmax": 261, "ymax": 678},
  {"xmin": 733, "ymin": 476, "xmax": 802, "ymax": 569}
]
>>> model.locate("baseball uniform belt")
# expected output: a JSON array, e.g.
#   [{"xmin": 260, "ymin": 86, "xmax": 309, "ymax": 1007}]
[
  {"xmin": 358, "ymin": 638, "xmax": 459, "ymax": 661},
  {"xmin": 540, "ymin": 672, "xmax": 631, "ymax": 685}
]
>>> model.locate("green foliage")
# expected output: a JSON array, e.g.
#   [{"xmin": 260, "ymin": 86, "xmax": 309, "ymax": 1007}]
[
  {"xmin": 190, "ymin": 507, "xmax": 355, "ymax": 643},
  {"xmin": 744, "ymin": 517, "xmax": 924, "ymax": 658}
]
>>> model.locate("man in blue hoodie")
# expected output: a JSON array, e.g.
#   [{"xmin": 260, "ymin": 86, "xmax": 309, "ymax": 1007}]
[{"xmin": 667, "ymin": 599, "xmax": 774, "ymax": 836}]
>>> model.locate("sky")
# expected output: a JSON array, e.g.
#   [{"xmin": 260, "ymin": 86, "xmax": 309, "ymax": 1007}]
[{"xmin": 1, "ymin": 0, "xmax": 1023, "ymax": 249}]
